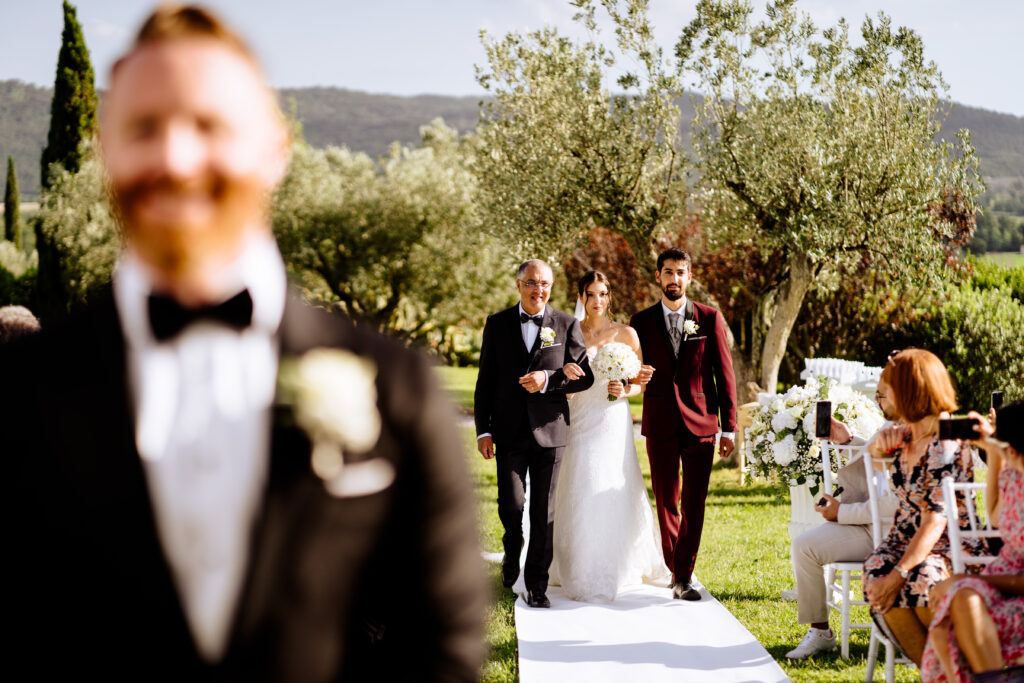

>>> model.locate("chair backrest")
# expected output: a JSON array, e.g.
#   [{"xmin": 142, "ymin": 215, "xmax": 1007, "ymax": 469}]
[
  {"xmin": 862, "ymin": 450, "xmax": 891, "ymax": 547},
  {"xmin": 941, "ymin": 476, "xmax": 1001, "ymax": 573},
  {"xmin": 820, "ymin": 437, "xmax": 893, "ymax": 546},
  {"xmin": 818, "ymin": 438, "xmax": 862, "ymax": 495}
]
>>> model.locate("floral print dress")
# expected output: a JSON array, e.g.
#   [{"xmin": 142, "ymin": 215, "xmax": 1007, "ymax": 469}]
[
  {"xmin": 920, "ymin": 466, "xmax": 1024, "ymax": 682},
  {"xmin": 863, "ymin": 438, "xmax": 974, "ymax": 607}
]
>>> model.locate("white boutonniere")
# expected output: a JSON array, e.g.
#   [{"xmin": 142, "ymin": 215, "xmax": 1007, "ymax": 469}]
[
  {"xmin": 683, "ymin": 320, "xmax": 699, "ymax": 336},
  {"xmin": 539, "ymin": 326, "xmax": 556, "ymax": 348},
  {"xmin": 277, "ymin": 348, "xmax": 391, "ymax": 495}
]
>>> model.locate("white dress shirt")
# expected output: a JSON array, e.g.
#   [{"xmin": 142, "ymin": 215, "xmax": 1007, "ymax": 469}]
[
  {"xmin": 658, "ymin": 297, "xmax": 734, "ymax": 441},
  {"xmin": 112, "ymin": 235, "xmax": 286, "ymax": 662},
  {"xmin": 519, "ymin": 303, "xmax": 545, "ymax": 351}
]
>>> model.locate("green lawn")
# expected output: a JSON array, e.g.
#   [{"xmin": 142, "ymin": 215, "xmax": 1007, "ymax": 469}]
[
  {"xmin": 445, "ymin": 365, "xmax": 916, "ymax": 681},
  {"xmin": 437, "ymin": 365, "xmax": 477, "ymax": 412},
  {"xmin": 463, "ymin": 426, "xmax": 917, "ymax": 682},
  {"xmin": 983, "ymin": 251, "xmax": 1024, "ymax": 268}
]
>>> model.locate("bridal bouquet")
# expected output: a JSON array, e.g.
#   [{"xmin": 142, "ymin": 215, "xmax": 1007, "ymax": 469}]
[
  {"xmin": 745, "ymin": 376, "xmax": 884, "ymax": 494},
  {"xmin": 592, "ymin": 342, "xmax": 641, "ymax": 401}
]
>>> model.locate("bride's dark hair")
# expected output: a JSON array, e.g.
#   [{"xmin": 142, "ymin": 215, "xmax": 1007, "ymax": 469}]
[{"xmin": 577, "ymin": 270, "xmax": 611, "ymax": 299}]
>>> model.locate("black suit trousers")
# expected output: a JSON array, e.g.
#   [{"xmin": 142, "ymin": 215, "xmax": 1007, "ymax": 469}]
[{"xmin": 496, "ymin": 441, "xmax": 563, "ymax": 594}]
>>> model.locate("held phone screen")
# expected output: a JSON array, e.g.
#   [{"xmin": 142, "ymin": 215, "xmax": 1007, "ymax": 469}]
[
  {"xmin": 815, "ymin": 401, "xmax": 831, "ymax": 439},
  {"xmin": 938, "ymin": 417, "xmax": 981, "ymax": 441}
]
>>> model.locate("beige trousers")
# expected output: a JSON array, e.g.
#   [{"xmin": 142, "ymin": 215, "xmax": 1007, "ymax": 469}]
[{"xmin": 791, "ymin": 521, "xmax": 875, "ymax": 624}]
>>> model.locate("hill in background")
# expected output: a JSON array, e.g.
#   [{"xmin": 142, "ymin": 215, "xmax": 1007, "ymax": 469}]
[{"xmin": 2, "ymin": 79, "xmax": 1021, "ymax": 199}]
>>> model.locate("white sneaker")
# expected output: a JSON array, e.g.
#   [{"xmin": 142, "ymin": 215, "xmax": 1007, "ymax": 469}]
[
  {"xmin": 785, "ymin": 627, "xmax": 837, "ymax": 659},
  {"xmin": 780, "ymin": 588, "xmax": 798, "ymax": 602}
]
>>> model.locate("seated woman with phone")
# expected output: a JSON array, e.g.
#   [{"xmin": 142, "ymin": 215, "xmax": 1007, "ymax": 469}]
[
  {"xmin": 862, "ymin": 349, "xmax": 977, "ymax": 665},
  {"xmin": 920, "ymin": 401, "xmax": 1024, "ymax": 682}
]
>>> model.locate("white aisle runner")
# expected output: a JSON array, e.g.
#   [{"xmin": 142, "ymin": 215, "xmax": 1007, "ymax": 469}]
[{"xmin": 514, "ymin": 579, "xmax": 789, "ymax": 683}]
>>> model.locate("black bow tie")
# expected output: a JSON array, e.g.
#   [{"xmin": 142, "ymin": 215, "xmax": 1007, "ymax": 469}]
[
  {"xmin": 520, "ymin": 312, "xmax": 543, "ymax": 326},
  {"xmin": 148, "ymin": 289, "xmax": 254, "ymax": 342}
]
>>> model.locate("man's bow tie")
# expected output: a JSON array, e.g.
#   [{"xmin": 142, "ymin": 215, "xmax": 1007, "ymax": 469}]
[
  {"xmin": 148, "ymin": 289, "xmax": 254, "ymax": 342},
  {"xmin": 520, "ymin": 312, "xmax": 543, "ymax": 326}
]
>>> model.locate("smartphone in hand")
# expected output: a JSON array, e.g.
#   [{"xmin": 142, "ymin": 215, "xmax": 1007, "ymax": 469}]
[
  {"xmin": 992, "ymin": 391, "xmax": 1004, "ymax": 411},
  {"xmin": 818, "ymin": 485, "xmax": 844, "ymax": 507},
  {"xmin": 938, "ymin": 417, "xmax": 981, "ymax": 441},
  {"xmin": 815, "ymin": 401, "xmax": 831, "ymax": 439}
]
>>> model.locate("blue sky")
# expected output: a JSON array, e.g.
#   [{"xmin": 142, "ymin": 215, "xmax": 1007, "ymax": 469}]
[{"xmin": 2, "ymin": 0, "xmax": 1022, "ymax": 116}]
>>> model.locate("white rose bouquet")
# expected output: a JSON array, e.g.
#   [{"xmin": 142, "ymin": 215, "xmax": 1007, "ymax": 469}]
[
  {"xmin": 591, "ymin": 342, "xmax": 641, "ymax": 401},
  {"xmin": 745, "ymin": 376, "xmax": 884, "ymax": 495}
]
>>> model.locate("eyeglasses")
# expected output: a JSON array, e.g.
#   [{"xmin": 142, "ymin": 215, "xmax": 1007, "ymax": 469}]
[{"xmin": 520, "ymin": 280, "xmax": 552, "ymax": 291}]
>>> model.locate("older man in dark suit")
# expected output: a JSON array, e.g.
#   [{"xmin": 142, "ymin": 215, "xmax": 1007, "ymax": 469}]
[
  {"xmin": 474, "ymin": 259, "xmax": 594, "ymax": 608},
  {"xmin": 630, "ymin": 248, "xmax": 737, "ymax": 601},
  {"xmin": 0, "ymin": 6, "xmax": 485, "ymax": 681}
]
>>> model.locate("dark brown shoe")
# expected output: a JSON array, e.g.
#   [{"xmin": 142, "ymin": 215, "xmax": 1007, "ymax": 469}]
[
  {"xmin": 672, "ymin": 582, "xmax": 701, "ymax": 601},
  {"xmin": 525, "ymin": 590, "xmax": 551, "ymax": 608}
]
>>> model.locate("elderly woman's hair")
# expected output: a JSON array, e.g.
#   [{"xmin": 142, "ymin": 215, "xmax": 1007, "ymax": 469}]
[
  {"xmin": 879, "ymin": 348, "xmax": 957, "ymax": 422},
  {"xmin": 0, "ymin": 305, "xmax": 41, "ymax": 344},
  {"xmin": 995, "ymin": 401, "xmax": 1024, "ymax": 454}
]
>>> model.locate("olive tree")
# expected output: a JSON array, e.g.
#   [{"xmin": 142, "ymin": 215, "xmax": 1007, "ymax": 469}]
[
  {"xmin": 676, "ymin": 0, "xmax": 983, "ymax": 392},
  {"xmin": 273, "ymin": 118, "xmax": 511, "ymax": 352},
  {"xmin": 474, "ymin": 0, "xmax": 686, "ymax": 281}
]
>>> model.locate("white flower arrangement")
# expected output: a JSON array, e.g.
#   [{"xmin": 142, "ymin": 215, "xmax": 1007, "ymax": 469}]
[
  {"xmin": 683, "ymin": 319, "xmax": 699, "ymax": 336},
  {"xmin": 592, "ymin": 342, "xmax": 642, "ymax": 401},
  {"xmin": 277, "ymin": 348, "xmax": 382, "ymax": 481},
  {"xmin": 745, "ymin": 376, "xmax": 884, "ymax": 494},
  {"xmin": 539, "ymin": 326, "xmax": 556, "ymax": 347}
]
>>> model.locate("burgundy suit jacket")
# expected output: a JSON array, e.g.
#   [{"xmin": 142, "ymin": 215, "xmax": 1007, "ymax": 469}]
[{"xmin": 630, "ymin": 299, "xmax": 737, "ymax": 440}]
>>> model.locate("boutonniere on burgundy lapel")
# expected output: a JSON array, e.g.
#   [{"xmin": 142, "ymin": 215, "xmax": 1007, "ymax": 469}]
[
  {"xmin": 539, "ymin": 326, "xmax": 556, "ymax": 348},
  {"xmin": 276, "ymin": 348, "xmax": 394, "ymax": 497},
  {"xmin": 683, "ymin": 320, "xmax": 699, "ymax": 336}
]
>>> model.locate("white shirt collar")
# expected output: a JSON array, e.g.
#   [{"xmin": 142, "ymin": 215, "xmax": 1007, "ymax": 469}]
[
  {"xmin": 661, "ymin": 297, "xmax": 688, "ymax": 321},
  {"xmin": 113, "ymin": 234, "xmax": 287, "ymax": 348},
  {"xmin": 518, "ymin": 303, "xmax": 546, "ymax": 321}
]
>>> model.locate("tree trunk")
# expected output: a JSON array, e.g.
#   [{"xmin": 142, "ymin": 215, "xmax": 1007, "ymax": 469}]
[{"xmin": 759, "ymin": 252, "xmax": 817, "ymax": 393}]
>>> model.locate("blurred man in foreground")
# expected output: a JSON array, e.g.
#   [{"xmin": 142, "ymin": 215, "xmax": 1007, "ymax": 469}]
[{"xmin": 1, "ymin": 5, "xmax": 485, "ymax": 681}]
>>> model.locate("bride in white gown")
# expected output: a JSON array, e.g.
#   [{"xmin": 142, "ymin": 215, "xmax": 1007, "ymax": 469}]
[{"xmin": 548, "ymin": 270, "xmax": 670, "ymax": 601}]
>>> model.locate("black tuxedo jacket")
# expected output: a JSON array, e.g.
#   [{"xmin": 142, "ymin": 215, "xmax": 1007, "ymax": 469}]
[
  {"xmin": 473, "ymin": 305, "xmax": 593, "ymax": 449},
  {"xmin": 630, "ymin": 299, "xmax": 737, "ymax": 441},
  {"xmin": 0, "ymin": 289, "xmax": 486, "ymax": 682}
]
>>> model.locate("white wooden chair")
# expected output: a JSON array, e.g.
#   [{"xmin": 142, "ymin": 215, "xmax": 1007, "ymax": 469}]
[
  {"xmin": 819, "ymin": 440, "xmax": 873, "ymax": 659},
  {"xmin": 863, "ymin": 453, "xmax": 912, "ymax": 683},
  {"xmin": 942, "ymin": 477, "xmax": 1001, "ymax": 573}
]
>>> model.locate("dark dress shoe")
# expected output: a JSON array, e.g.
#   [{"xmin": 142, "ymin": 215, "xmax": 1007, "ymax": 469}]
[
  {"xmin": 501, "ymin": 558, "xmax": 520, "ymax": 588},
  {"xmin": 672, "ymin": 582, "xmax": 702, "ymax": 601},
  {"xmin": 525, "ymin": 590, "xmax": 551, "ymax": 608}
]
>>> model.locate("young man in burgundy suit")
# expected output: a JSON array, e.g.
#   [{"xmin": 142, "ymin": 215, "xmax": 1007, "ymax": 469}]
[{"xmin": 629, "ymin": 248, "xmax": 737, "ymax": 601}]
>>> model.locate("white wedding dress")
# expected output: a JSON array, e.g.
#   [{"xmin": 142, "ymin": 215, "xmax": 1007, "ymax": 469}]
[{"xmin": 548, "ymin": 354, "xmax": 671, "ymax": 601}]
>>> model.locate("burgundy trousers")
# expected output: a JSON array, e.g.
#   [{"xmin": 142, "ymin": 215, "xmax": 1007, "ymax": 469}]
[{"xmin": 646, "ymin": 431, "xmax": 716, "ymax": 584}]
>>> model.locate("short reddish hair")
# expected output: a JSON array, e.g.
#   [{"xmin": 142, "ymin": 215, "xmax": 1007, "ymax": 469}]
[
  {"xmin": 112, "ymin": 3, "xmax": 260, "ymax": 75},
  {"xmin": 880, "ymin": 349, "xmax": 957, "ymax": 422}
]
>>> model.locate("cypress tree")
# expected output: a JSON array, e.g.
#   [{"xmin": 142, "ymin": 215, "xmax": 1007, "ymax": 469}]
[
  {"xmin": 37, "ymin": 1, "xmax": 97, "ymax": 318},
  {"xmin": 40, "ymin": 0, "xmax": 97, "ymax": 189},
  {"xmin": 4, "ymin": 156, "xmax": 21, "ymax": 248}
]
